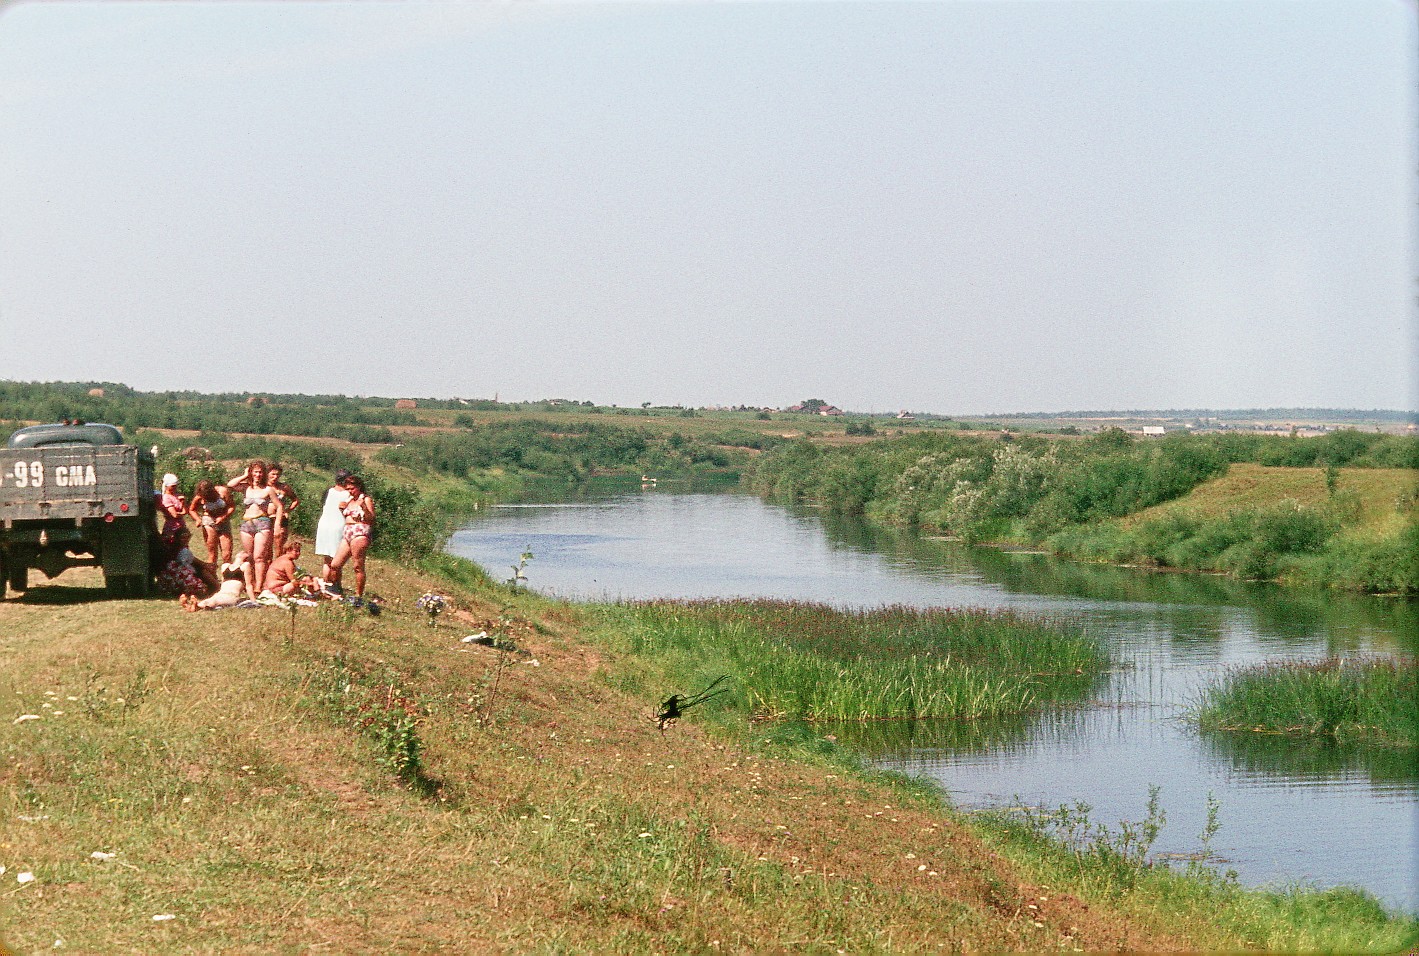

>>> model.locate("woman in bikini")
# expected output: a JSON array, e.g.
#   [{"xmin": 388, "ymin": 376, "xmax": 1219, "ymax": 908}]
[
  {"xmin": 315, "ymin": 469, "xmax": 353, "ymax": 593},
  {"xmin": 324, "ymin": 475, "xmax": 374, "ymax": 603},
  {"xmin": 227, "ymin": 460, "xmax": 284, "ymax": 592},
  {"xmin": 266, "ymin": 463, "xmax": 300, "ymax": 556},
  {"xmin": 181, "ymin": 551, "xmax": 256, "ymax": 611},
  {"xmin": 189, "ymin": 479, "xmax": 234, "ymax": 564}
]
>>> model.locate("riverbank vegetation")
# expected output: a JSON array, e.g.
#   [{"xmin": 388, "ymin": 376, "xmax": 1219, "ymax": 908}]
[
  {"xmin": 3, "ymin": 558, "xmax": 1414, "ymax": 952},
  {"xmin": 1191, "ymin": 658, "xmax": 1418, "ymax": 746},
  {"xmin": 604, "ymin": 600, "xmax": 1106, "ymax": 722},
  {"xmin": 749, "ymin": 428, "xmax": 1419, "ymax": 592}
]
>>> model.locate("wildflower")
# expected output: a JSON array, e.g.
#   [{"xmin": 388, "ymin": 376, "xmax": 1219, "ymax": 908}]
[{"xmin": 415, "ymin": 593, "xmax": 448, "ymax": 626}]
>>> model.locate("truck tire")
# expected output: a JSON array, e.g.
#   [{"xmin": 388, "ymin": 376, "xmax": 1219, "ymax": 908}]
[{"xmin": 105, "ymin": 572, "xmax": 147, "ymax": 599}]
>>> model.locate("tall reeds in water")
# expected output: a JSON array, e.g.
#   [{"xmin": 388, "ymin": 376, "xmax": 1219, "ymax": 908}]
[
  {"xmin": 1192, "ymin": 657, "xmax": 1417, "ymax": 746},
  {"xmin": 619, "ymin": 599, "xmax": 1108, "ymax": 722}
]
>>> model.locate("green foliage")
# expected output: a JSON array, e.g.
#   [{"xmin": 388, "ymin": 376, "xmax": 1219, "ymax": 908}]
[
  {"xmin": 310, "ymin": 655, "xmax": 438, "ymax": 795},
  {"xmin": 1000, "ymin": 785, "xmax": 1168, "ymax": 890},
  {"xmin": 1049, "ymin": 500, "xmax": 1419, "ymax": 592},
  {"xmin": 608, "ymin": 600, "xmax": 1108, "ymax": 723},
  {"xmin": 752, "ymin": 428, "xmax": 1417, "ymax": 590},
  {"xmin": 753, "ymin": 430, "xmax": 1230, "ymax": 540},
  {"xmin": 1192, "ymin": 658, "xmax": 1418, "ymax": 745},
  {"xmin": 378, "ymin": 419, "xmax": 743, "ymax": 481},
  {"xmin": 0, "ymin": 380, "xmax": 412, "ymax": 440}
]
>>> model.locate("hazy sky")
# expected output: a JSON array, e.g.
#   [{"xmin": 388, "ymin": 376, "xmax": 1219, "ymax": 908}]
[{"xmin": 0, "ymin": 1, "xmax": 1415, "ymax": 414}]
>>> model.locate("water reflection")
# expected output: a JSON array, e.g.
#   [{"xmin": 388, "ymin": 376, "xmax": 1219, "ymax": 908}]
[
  {"xmin": 816, "ymin": 512, "xmax": 1419, "ymax": 656},
  {"xmin": 823, "ymin": 708, "xmax": 1086, "ymax": 761},
  {"xmin": 1199, "ymin": 729, "xmax": 1419, "ymax": 791}
]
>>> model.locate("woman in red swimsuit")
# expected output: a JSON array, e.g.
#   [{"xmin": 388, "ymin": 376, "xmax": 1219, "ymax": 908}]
[{"xmin": 324, "ymin": 475, "xmax": 374, "ymax": 603}]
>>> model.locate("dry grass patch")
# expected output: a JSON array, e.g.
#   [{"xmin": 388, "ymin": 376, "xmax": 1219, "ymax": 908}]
[{"xmin": 1124, "ymin": 463, "xmax": 1416, "ymax": 534}]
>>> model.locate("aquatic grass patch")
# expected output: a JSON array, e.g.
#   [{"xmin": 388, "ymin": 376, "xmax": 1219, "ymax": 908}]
[
  {"xmin": 613, "ymin": 599, "xmax": 1108, "ymax": 722},
  {"xmin": 1191, "ymin": 657, "xmax": 1417, "ymax": 746}
]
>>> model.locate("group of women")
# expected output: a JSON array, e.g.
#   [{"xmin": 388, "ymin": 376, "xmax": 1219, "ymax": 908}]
[{"xmin": 156, "ymin": 461, "xmax": 376, "ymax": 608}]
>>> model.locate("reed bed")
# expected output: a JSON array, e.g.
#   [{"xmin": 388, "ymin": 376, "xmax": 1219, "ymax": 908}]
[
  {"xmin": 618, "ymin": 599, "xmax": 1108, "ymax": 722},
  {"xmin": 1191, "ymin": 657, "xmax": 1417, "ymax": 745}
]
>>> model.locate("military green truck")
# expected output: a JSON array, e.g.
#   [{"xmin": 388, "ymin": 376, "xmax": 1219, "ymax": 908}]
[{"xmin": 0, "ymin": 423, "xmax": 158, "ymax": 599}]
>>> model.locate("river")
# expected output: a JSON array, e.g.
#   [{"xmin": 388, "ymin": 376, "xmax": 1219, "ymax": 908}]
[{"xmin": 446, "ymin": 483, "xmax": 1418, "ymax": 913}]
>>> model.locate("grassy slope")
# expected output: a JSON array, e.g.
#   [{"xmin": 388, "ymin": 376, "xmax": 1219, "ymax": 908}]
[
  {"xmin": 1122, "ymin": 463, "xmax": 1416, "ymax": 538},
  {"xmin": 3, "ymin": 561, "xmax": 1413, "ymax": 953}
]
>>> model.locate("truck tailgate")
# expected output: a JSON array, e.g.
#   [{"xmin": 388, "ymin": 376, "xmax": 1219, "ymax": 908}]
[{"xmin": 0, "ymin": 446, "xmax": 150, "ymax": 525}]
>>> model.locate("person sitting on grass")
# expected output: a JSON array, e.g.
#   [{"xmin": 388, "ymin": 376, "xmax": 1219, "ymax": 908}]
[
  {"xmin": 181, "ymin": 551, "xmax": 256, "ymax": 611},
  {"xmin": 156, "ymin": 527, "xmax": 219, "ymax": 598},
  {"xmin": 260, "ymin": 543, "xmax": 311, "ymax": 599}
]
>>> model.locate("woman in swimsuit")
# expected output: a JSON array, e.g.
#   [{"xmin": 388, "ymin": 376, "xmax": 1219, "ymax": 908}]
[
  {"xmin": 227, "ymin": 460, "xmax": 284, "ymax": 592},
  {"xmin": 189, "ymin": 479, "xmax": 234, "ymax": 564},
  {"xmin": 324, "ymin": 475, "xmax": 374, "ymax": 603},
  {"xmin": 266, "ymin": 463, "xmax": 300, "ymax": 557},
  {"xmin": 181, "ymin": 551, "xmax": 256, "ymax": 611},
  {"xmin": 315, "ymin": 469, "xmax": 354, "ymax": 592}
]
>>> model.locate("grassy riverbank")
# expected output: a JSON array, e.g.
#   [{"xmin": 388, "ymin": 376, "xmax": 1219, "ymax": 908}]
[
  {"xmin": 750, "ymin": 429, "xmax": 1419, "ymax": 593},
  {"xmin": 2, "ymin": 558, "xmax": 1415, "ymax": 953},
  {"xmin": 1191, "ymin": 658, "xmax": 1418, "ymax": 746}
]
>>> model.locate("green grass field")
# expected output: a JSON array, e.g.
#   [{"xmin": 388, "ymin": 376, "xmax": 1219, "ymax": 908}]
[{"xmin": 2, "ymin": 556, "xmax": 1414, "ymax": 953}]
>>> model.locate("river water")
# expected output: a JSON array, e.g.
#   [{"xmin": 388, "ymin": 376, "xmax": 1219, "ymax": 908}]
[{"xmin": 446, "ymin": 484, "xmax": 1418, "ymax": 912}]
